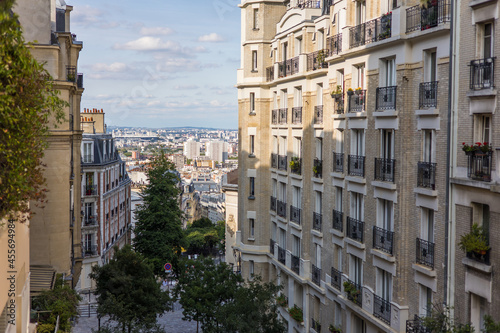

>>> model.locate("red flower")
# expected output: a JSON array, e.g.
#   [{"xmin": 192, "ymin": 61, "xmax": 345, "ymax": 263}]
[
  {"xmin": 483, "ymin": 142, "xmax": 488, "ymax": 146},
  {"xmin": 476, "ymin": 142, "xmax": 482, "ymax": 146},
  {"xmin": 462, "ymin": 142, "xmax": 465, "ymax": 145}
]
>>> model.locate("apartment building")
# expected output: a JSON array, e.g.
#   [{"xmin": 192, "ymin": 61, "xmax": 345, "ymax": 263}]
[
  {"xmin": 236, "ymin": 0, "xmax": 452, "ymax": 332},
  {"xmin": 79, "ymin": 109, "xmax": 132, "ymax": 290}
]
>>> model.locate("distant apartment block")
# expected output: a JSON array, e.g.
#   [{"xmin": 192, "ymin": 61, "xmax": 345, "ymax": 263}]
[
  {"xmin": 206, "ymin": 140, "xmax": 228, "ymax": 163},
  {"xmin": 183, "ymin": 138, "xmax": 201, "ymax": 160}
]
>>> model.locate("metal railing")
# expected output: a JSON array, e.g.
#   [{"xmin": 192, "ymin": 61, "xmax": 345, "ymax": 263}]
[
  {"xmin": 467, "ymin": 150, "xmax": 493, "ymax": 182},
  {"xmin": 278, "ymin": 246, "xmax": 286, "ymax": 264},
  {"xmin": 279, "ymin": 108, "xmax": 287, "ymax": 124},
  {"xmin": 345, "ymin": 278, "xmax": 362, "ymax": 306},
  {"xmin": 406, "ymin": 315, "xmax": 431, "ymax": 333},
  {"xmin": 311, "ymin": 318, "xmax": 322, "ymax": 332},
  {"xmin": 266, "ymin": 66, "xmax": 274, "ymax": 82},
  {"xmin": 332, "ymin": 209, "xmax": 343, "ymax": 232},
  {"xmin": 290, "ymin": 56, "xmax": 299, "ymax": 75},
  {"xmin": 373, "ymin": 226, "xmax": 394, "ymax": 255},
  {"xmin": 84, "ymin": 215, "xmax": 97, "ymax": 226},
  {"xmin": 406, "ymin": 0, "xmax": 451, "ymax": 33},
  {"xmin": 84, "ymin": 185, "xmax": 97, "ymax": 196},
  {"xmin": 296, "ymin": 0, "xmax": 321, "ymax": 8},
  {"xmin": 419, "ymin": 81, "xmax": 438, "ymax": 108},
  {"xmin": 270, "ymin": 239, "xmax": 276, "ymax": 255},
  {"xmin": 291, "ymin": 254, "xmax": 300, "ymax": 274},
  {"xmin": 313, "ymin": 212, "xmax": 322, "ymax": 232},
  {"xmin": 416, "ymin": 238, "xmax": 435, "ymax": 269},
  {"xmin": 347, "ymin": 90, "xmax": 366, "ymax": 112},
  {"xmin": 278, "ymin": 57, "xmax": 299, "ymax": 78},
  {"xmin": 66, "ymin": 66, "xmax": 76, "ymax": 82},
  {"xmin": 348, "ymin": 155, "xmax": 365, "ymax": 177},
  {"xmin": 307, "ymin": 49, "xmax": 329, "ymax": 71},
  {"xmin": 374, "ymin": 294, "xmax": 391, "ymax": 325},
  {"xmin": 312, "ymin": 265, "xmax": 321, "ymax": 286},
  {"xmin": 327, "ymin": 33, "xmax": 342, "ymax": 56},
  {"xmin": 270, "ymin": 196, "xmax": 277, "ymax": 212},
  {"xmin": 83, "ymin": 245, "xmax": 97, "ymax": 256},
  {"xmin": 376, "ymin": 86, "xmax": 397, "ymax": 110},
  {"xmin": 313, "ymin": 158, "xmax": 323, "ymax": 178},
  {"xmin": 290, "ymin": 206, "xmax": 301, "ymax": 224},
  {"xmin": 331, "ymin": 267, "xmax": 342, "ymax": 290},
  {"xmin": 334, "ymin": 95, "xmax": 344, "ymax": 114},
  {"xmin": 470, "ymin": 57, "xmax": 496, "ymax": 90},
  {"xmin": 271, "ymin": 109, "xmax": 278, "ymax": 124},
  {"xmin": 374, "ymin": 158, "xmax": 395, "ymax": 182},
  {"xmin": 290, "ymin": 157, "xmax": 302, "ymax": 175},
  {"xmin": 292, "ymin": 107, "xmax": 302, "ymax": 124},
  {"xmin": 278, "ymin": 154, "xmax": 288, "ymax": 171},
  {"xmin": 347, "ymin": 217, "xmax": 364, "ymax": 243},
  {"xmin": 417, "ymin": 161, "xmax": 437, "ymax": 190},
  {"xmin": 333, "ymin": 152, "xmax": 344, "ymax": 173},
  {"xmin": 314, "ymin": 105, "xmax": 323, "ymax": 124},
  {"xmin": 277, "ymin": 200, "xmax": 287, "ymax": 218},
  {"xmin": 349, "ymin": 13, "xmax": 392, "ymax": 49},
  {"xmin": 271, "ymin": 153, "xmax": 278, "ymax": 169}
]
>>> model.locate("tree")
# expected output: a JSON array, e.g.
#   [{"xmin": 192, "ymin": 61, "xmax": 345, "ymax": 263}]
[
  {"xmin": 133, "ymin": 153, "xmax": 185, "ymax": 275},
  {"xmin": 0, "ymin": 0, "xmax": 66, "ymax": 220},
  {"xmin": 89, "ymin": 245, "xmax": 171, "ymax": 333},
  {"xmin": 184, "ymin": 218, "xmax": 223, "ymax": 256}
]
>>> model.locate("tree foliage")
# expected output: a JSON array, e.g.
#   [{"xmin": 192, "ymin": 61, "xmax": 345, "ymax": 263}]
[
  {"xmin": 133, "ymin": 153, "xmax": 185, "ymax": 275},
  {"xmin": 89, "ymin": 245, "xmax": 171, "ymax": 333},
  {"xmin": 184, "ymin": 218, "xmax": 224, "ymax": 256},
  {"xmin": 0, "ymin": 0, "xmax": 66, "ymax": 220}
]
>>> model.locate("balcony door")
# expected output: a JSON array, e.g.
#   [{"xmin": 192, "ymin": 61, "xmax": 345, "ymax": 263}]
[
  {"xmin": 381, "ymin": 129, "xmax": 394, "ymax": 160},
  {"xmin": 421, "ymin": 208, "xmax": 434, "ymax": 243},
  {"xmin": 355, "ymin": 0, "xmax": 366, "ymax": 25},
  {"xmin": 352, "ymin": 129, "xmax": 364, "ymax": 156}
]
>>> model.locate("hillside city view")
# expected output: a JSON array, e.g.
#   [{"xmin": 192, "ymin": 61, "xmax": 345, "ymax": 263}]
[{"xmin": 2, "ymin": 0, "xmax": 500, "ymax": 333}]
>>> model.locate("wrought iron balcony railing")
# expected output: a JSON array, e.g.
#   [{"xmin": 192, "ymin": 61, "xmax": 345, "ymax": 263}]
[
  {"xmin": 290, "ymin": 157, "xmax": 302, "ymax": 175},
  {"xmin": 279, "ymin": 108, "xmax": 288, "ymax": 124},
  {"xmin": 84, "ymin": 185, "xmax": 97, "ymax": 196},
  {"xmin": 311, "ymin": 318, "xmax": 321, "ymax": 332},
  {"xmin": 374, "ymin": 158, "xmax": 395, "ymax": 182},
  {"xmin": 406, "ymin": 0, "xmax": 451, "ymax": 33},
  {"xmin": 278, "ymin": 57, "xmax": 299, "ymax": 78},
  {"xmin": 331, "ymin": 267, "xmax": 342, "ymax": 290},
  {"xmin": 270, "ymin": 196, "xmax": 277, "ymax": 212},
  {"xmin": 292, "ymin": 107, "xmax": 302, "ymax": 124},
  {"xmin": 347, "ymin": 217, "xmax": 364, "ymax": 243},
  {"xmin": 312, "ymin": 264, "xmax": 321, "ymax": 286},
  {"xmin": 345, "ymin": 278, "xmax": 362, "ymax": 306},
  {"xmin": 291, "ymin": 254, "xmax": 300, "ymax": 274},
  {"xmin": 277, "ymin": 200, "xmax": 287, "ymax": 218},
  {"xmin": 271, "ymin": 153, "xmax": 278, "ymax": 169},
  {"xmin": 376, "ymin": 86, "xmax": 397, "ymax": 110},
  {"xmin": 333, "ymin": 152, "xmax": 344, "ymax": 173},
  {"xmin": 83, "ymin": 244, "xmax": 97, "ymax": 256},
  {"xmin": 278, "ymin": 154, "xmax": 288, "ymax": 171},
  {"xmin": 278, "ymin": 246, "xmax": 286, "ymax": 264},
  {"xmin": 290, "ymin": 205, "xmax": 301, "ymax": 224},
  {"xmin": 270, "ymin": 239, "xmax": 276, "ymax": 255},
  {"xmin": 332, "ymin": 209, "xmax": 343, "ymax": 232},
  {"xmin": 349, "ymin": 13, "xmax": 392, "ymax": 49},
  {"xmin": 314, "ymin": 105, "xmax": 324, "ymax": 124},
  {"xmin": 266, "ymin": 66, "xmax": 274, "ymax": 82},
  {"xmin": 374, "ymin": 294, "xmax": 391, "ymax": 325},
  {"xmin": 334, "ymin": 95, "xmax": 345, "ymax": 114},
  {"xmin": 467, "ymin": 150, "xmax": 493, "ymax": 182},
  {"xmin": 84, "ymin": 215, "xmax": 98, "ymax": 226},
  {"xmin": 416, "ymin": 238, "xmax": 435, "ymax": 269},
  {"xmin": 419, "ymin": 81, "xmax": 438, "ymax": 108},
  {"xmin": 296, "ymin": 0, "xmax": 321, "ymax": 8},
  {"xmin": 327, "ymin": 33, "xmax": 342, "ymax": 56},
  {"xmin": 347, "ymin": 90, "xmax": 366, "ymax": 112},
  {"xmin": 348, "ymin": 155, "xmax": 365, "ymax": 177},
  {"xmin": 373, "ymin": 226, "xmax": 394, "ymax": 255},
  {"xmin": 307, "ymin": 49, "xmax": 329, "ymax": 71},
  {"xmin": 66, "ymin": 66, "xmax": 77, "ymax": 82},
  {"xmin": 313, "ymin": 212, "xmax": 322, "ymax": 232},
  {"xmin": 470, "ymin": 57, "xmax": 496, "ymax": 90},
  {"xmin": 417, "ymin": 161, "xmax": 437, "ymax": 190},
  {"xmin": 406, "ymin": 315, "xmax": 431, "ymax": 333},
  {"xmin": 313, "ymin": 158, "xmax": 323, "ymax": 178},
  {"xmin": 271, "ymin": 109, "xmax": 278, "ymax": 124}
]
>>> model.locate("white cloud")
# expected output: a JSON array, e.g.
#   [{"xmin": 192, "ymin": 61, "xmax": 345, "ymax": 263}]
[
  {"xmin": 140, "ymin": 27, "xmax": 174, "ymax": 36},
  {"xmin": 173, "ymin": 85, "xmax": 199, "ymax": 90},
  {"xmin": 90, "ymin": 62, "xmax": 129, "ymax": 72},
  {"xmin": 198, "ymin": 33, "xmax": 224, "ymax": 42},
  {"xmin": 114, "ymin": 37, "xmax": 181, "ymax": 51}
]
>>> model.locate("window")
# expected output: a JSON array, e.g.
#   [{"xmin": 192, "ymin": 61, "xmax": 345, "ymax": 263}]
[
  {"xmin": 252, "ymin": 51, "xmax": 258, "ymax": 71},
  {"xmin": 422, "ymin": 129, "xmax": 435, "ymax": 162},
  {"xmin": 295, "ymin": 36, "xmax": 302, "ymax": 56},
  {"xmin": 85, "ymin": 203, "xmax": 94, "ymax": 218},
  {"xmin": 316, "ymin": 83, "xmax": 323, "ymax": 106},
  {"xmin": 472, "ymin": 203, "xmax": 490, "ymax": 243},
  {"xmin": 272, "ymin": 136, "xmax": 278, "ymax": 154},
  {"xmin": 350, "ymin": 255, "xmax": 363, "ymax": 285},
  {"xmin": 334, "ymin": 301, "xmax": 342, "ymax": 327},
  {"xmin": 317, "ymin": 29, "xmax": 324, "ymax": 49},
  {"xmin": 249, "ymin": 177, "xmax": 255, "ymax": 199},
  {"xmin": 282, "ymin": 42, "xmax": 288, "ymax": 61},
  {"xmin": 279, "ymin": 228, "xmax": 286, "ymax": 248},
  {"xmin": 279, "ymin": 136, "xmax": 287, "ymax": 156},
  {"xmin": 419, "ymin": 285, "xmax": 433, "ymax": 317},
  {"xmin": 381, "ymin": 129, "xmax": 394, "ymax": 159},
  {"xmin": 479, "ymin": 22, "xmax": 493, "ymax": 59},
  {"xmin": 354, "ymin": 64, "xmax": 365, "ymax": 88},
  {"xmin": 378, "ymin": 199, "xmax": 393, "ymax": 231},
  {"xmin": 316, "ymin": 138, "xmax": 323, "ymax": 160},
  {"xmin": 249, "ymin": 218, "xmax": 255, "ymax": 238},
  {"xmin": 424, "ymin": 50, "xmax": 437, "ymax": 82},
  {"xmin": 421, "ymin": 208, "xmax": 434, "ymax": 242},
  {"xmin": 336, "ymin": 130, "xmax": 344, "ymax": 153},
  {"xmin": 351, "ymin": 129, "xmax": 365, "ymax": 156},
  {"xmin": 474, "ymin": 114, "xmax": 492, "ymax": 144},
  {"xmin": 279, "ymin": 182, "xmax": 287, "ymax": 203},
  {"xmin": 294, "ymin": 87, "xmax": 302, "ymax": 107},
  {"xmin": 377, "ymin": 268, "xmax": 392, "ymax": 301},
  {"xmin": 250, "ymin": 92, "xmax": 255, "ymax": 113},
  {"xmin": 355, "ymin": 0, "xmax": 366, "ymax": 25},
  {"xmin": 292, "ymin": 186, "xmax": 301, "ymax": 208},
  {"xmin": 272, "ymin": 179, "xmax": 277, "ymax": 198},
  {"xmin": 249, "ymin": 135, "xmax": 255, "ymax": 156},
  {"xmin": 292, "ymin": 235, "xmax": 301, "ymax": 256},
  {"xmin": 253, "ymin": 8, "xmax": 259, "ymax": 29},
  {"xmin": 249, "ymin": 260, "xmax": 254, "ymax": 279},
  {"xmin": 315, "ymin": 243, "xmax": 322, "ymax": 268},
  {"xmin": 85, "ymin": 233, "xmax": 93, "ymax": 249},
  {"xmin": 470, "ymin": 294, "xmax": 487, "ymax": 331},
  {"xmin": 280, "ymin": 89, "xmax": 288, "ymax": 108},
  {"xmin": 293, "ymin": 137, "xmax": 302, "ymax": 158},
  {"xmin": 337, "ymin": 69, "xmax": 345, "ymax": 92},
  {"xmin": 335, "ymin": 187, "xmax": 343, "ymax": 212},
  {"xmin": 315, "ymin": 191, "xmax": 322, "ymax": 215},
  {"xmin": 382, "ymin": 58, "xmax": 396, "ymax": 87},
  {"xmin": 83, "ymin": 142, "xmax": 93, "ymax": 163},
  {"xmin": 350, "ymin": 192, "xmax": 363, "ymax": 221}
]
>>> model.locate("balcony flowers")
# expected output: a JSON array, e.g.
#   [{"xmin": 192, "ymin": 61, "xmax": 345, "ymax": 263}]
[
  {"xmin": 462, "ymin": 142, "xmax": 493, "ymax": 154},
  {"xmin": 289, "ymin": 156, "xmax": 301, "ymax": 173},
  {"xmin": 316, "ymin": 49, "xmax": 327, "ymax": 68},
  {"xmin": 354, "ymin": 87, "xmax": 363, "ymax": 95},
  {"xmin": 343, "ymin": 281, "xmax": 361, "ymax": 303},
  {"xmin": 329, "ymin": 324, "xmax": 342, "ymax": 333},
  {"xmin": 458, "ymin": 223, "xmax": 490, "ymax": 256},
  {"xmin": 276, "ymin": 294, "xmax": 288, "ymax": 307},
  {"xmin": 288, "ymin": 304, "xmax": 303, "ymax": 323},
  {"xmin": 347, "ymin": 88, "xmax": 354, "ymax": 96},
  {"xmin": 331, "ymin": 85, "xmax": 343, "ymax": 99}
]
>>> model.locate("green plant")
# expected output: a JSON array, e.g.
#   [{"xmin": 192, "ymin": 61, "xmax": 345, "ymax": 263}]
[
  {"xmin": 66, "ymin": 73, "xmax": 76, "ymax": 82},
  {"xmin": 276, "ymin": 294, "xmax": 288, "ymax": 307},
  {"xmin": 343, "ymin": 281, "xmax": 360, "ymax": 301},
  {"xmin": 289, "ymin": 157, "xmax": 301, "ymax": 171},
  {"xmin": 462, "ymin": 142, "xmax": 493, "ymax": 154},
  {"xmin": 458, "ymin": 223, "xmax": 490, "ymax": 254},
  {"xmin": 331, "ymin": 85, "xmax": 343, "ymax": 98},
  {"xmin": 329, "ymin": 324, "xmax": 342, "ymax": 333},
  {"xmin": 316, "ymin": 50, "xmax": 327, "ymax": 66},
  {"xmin": 288, "ymin": 304, "xmax": 303, "ymax": 322},
  {"xmin": 313, "ymin": 164, "xmax": 322, "ymax": 176}
]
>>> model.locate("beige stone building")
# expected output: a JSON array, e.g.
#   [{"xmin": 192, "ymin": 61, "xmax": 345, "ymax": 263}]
[{"xmin": 236, "ymin": 0, "xmax": 452, "ymax": 332}]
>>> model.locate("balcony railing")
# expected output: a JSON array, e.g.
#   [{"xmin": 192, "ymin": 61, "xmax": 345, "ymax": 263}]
[
  {"xmin": 470, "ymin": 57, "xmax": 496, "ymax": 90},
  {"xmin": 77, "ymin": 73, "xmax": 84, "ymax": 89},
  {"xmin": 296, "ymin": 0, "xmax": 321, "ymax": 8},
  {"xmin": 307, "ymin": 49, "xmax": 329, "ymax": 71},
  {"xmin": 406, "ymin": 315, "xmax": 431, "ymax": 333},
  {"xmin": 348, "ymin": 155, "xmax": 365, "ymax": 177},
  {"xmin": 332, "ymin": 152, "xmax": 344, "ymax": 173},
  {"xmin": 347, "ymin": 90, "xmax": 366, "ymax": 112},
  {"xmin": 416, "ymin": 238, "xmax": 435, "ymax": 269},
  {"xmin": 349, "ymin": 13, "xmax": 392, "ymax": 49},
  {"xmin": 278, "ymin": 246, "xmax": 286, "ymax": 264},
  {"xmin": 332, "ymin": 209, "xmax": 343, "ymax": 232},
  {"xmin": 84, "ymin": 185, "xmax": 97, "ymax": 196},
  {"xmin": 314, "ymin": 105, "xmax": 324, "ymax": 124},
  {"xmin": 466, "ymin": 248, "xmax": 491, "ymax": 266},
  {"xmin": 84, "ymin": 215, "xmax": 97, "ymax": 226},
  {"xmin": 83, "ymin": 244, "xmax": 97, "ymax": 257},
  {"xmin": 270, "ymin": 196, "xmax": 277, "ymax": 212},
  {"xmin": 467, "ymin": 150, "xmax": 493, "ymax": 182},
  {"xmin": 270, "ymin": 239, "xmax": 276, "ymax": 255},
  {"xmin": 313, "ymin": 158, "xmax": 323, "ymax": 178},
  {"xmin": 327, "ymin": 33, "xmax": 342, "ymax": 56},
  {"xmin": 278, "ymin": 57, "xmax": 299, "ymax": 78},
  {"xmin": 374, "ymin": 294, "xmax": 391, "ymax": 325},
  {"xmin": 312, "ymin": 264, "xmax": 321, "ymax": 286},
  {"xmin": 278, "ymin": 154, "xmax": 288, "ymax": 171},
  {"xmin": 313, "ymin": 212, "xmax": 322, "ymax": 232},
  {"xmin": 291, "ymin": 254, "xmax": 300, "ymax": 275},
  {"xmin": 347, "ymin": 217, "xmax": 364, "ymax": 243},
  {"xmin": 374, "ymin": 158, "xmax": 395, "ymax": 182},
  {"xmin": 419, "ymin": 81, "xmax": 438, "ymax": 108},
  {"xmin": 417, "ymin": 161, "xmax": 437, "ymax": 190},
  {"xmin": 292, "ymin": 107, "xmax": 302, "ymax": 124},
  {"xmin": 277, "ymin": 200, "xmax": 287, "ymax": 218},
  {"xmin": 376, "ymin": 86, "xmax": 397, "ymax": 110},
  {"xmin": 373, "ymin": 226, "xmax": 394, "ymax": 255},
  {"xmin": 290, "ymin": 157, "xmax": 302, "ymax": 175},
  {"xmin": 271, "ymin": 153, "xmax": 278, "ymax": 169},
  {"xmin": 406, "ymin": 0, "xmax": 451, "ymax": 33},
  {"xmin": 290, "ymin": 206, "xmax": 301, "ymax": 224},
  {"xmin": 311, "ymin": 318, "xmax": 321, "ymax": 332},
  {"xmin": 271, "ymin": 109, "xmax": 278, "ymax": 124},
  {"xmin": 334, "ymin": 95, "xmax": 345, "ymax": 114},
  {"xmin": 330, "ymin": 267, "xmax": 342, "ymax": 291},
  {"xmin": 66, "ymin": 66, "xmax": 77, "ymax": 82},
  {"xmin": 279, "ymin": 108, "xmax": 288, "ymax": 124},
  {"xmin": 345, "ymin": 279, "xmax": 362, "ymax": 306},
  {"xmin": 266, "ymin": 66, "xmax": 274, "ymax": 82}
]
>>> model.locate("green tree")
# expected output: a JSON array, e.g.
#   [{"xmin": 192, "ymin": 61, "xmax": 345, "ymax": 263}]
[
  {"xmin": 0, "ymin": 0, "xmax": 66, "ymax": 220},
  {"xmin": 89, "ymin": 245, "xmax": 171, "ymax": 333},
  {"xmin": 133, "ymin": 153, "xmax": 185, "ymax": 275},
  {"xmin": 184, "ymin": 218, "xmax": 222, "ymax": 256}
]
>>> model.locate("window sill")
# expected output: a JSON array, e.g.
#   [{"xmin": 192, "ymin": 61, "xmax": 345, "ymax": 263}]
[
  {"xmin": 248, "ymin": 153, "xmax": 256, "ymax": 158},
  {"xmin": 251, "ymin": 70, "xmax": 258, "ymax": 73},
  {"xmin": 248, "ymin": 195, "xmax": 255, "ymax": 200},
  {"xmin": 247, "ymin": 237, "xmax": 255, "ymax": 242},
  {"xmin": 462, "ymin": 257, "xmax": 492, "ymax": 273},
  {"xmin": 249, "ymin": 111, "xmax": 256, "ymax": 116}
]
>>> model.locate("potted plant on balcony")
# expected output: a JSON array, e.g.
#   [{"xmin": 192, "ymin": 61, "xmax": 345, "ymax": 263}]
[
  {"xmin": 276, "ymin": 294, "xmax": 288, "ymax": 307},
  {"xmin": 343, "ymin": 281, "xmax": 361, "ymax": 302},
  {"xmin": 288, "ymin": 304, "xmax": 303, "ymax": 323},
  {"xmin": 354, "ymin": 87, "xmax": 363, "ymax": 95},
  {"xmin": 313, "ymin": 163, "xmax": 322, "ymax": 177},
  {"xmin": 331, "ymin": 85, "xmax": 343, "ymax": 99},
  {"xmin": 316, "ymin": 50, "xmax": 327, "ymax": 69},
  {"xmin": 329, "ymin": 324, "xmax": 342, "ymax": 333},
  {"xmin": 289, "ymin": 156, "xmax": 301, "ymax": 173},
  {"xmin": 347, "ymin": 88, "xmax": 354, "ymax": 96},
  {"xmin": 458, "ymin": 223, "xmax": 490, "ymax": 258}
]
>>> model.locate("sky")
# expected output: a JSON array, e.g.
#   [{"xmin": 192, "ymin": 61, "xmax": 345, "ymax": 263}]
[{"xmin": 71, "ymin": 0, "xmax": 241, "ymax": 129}]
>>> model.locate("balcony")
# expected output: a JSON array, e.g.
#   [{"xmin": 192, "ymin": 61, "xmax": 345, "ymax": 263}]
[
  {"xmin": 349, "ymin": 13, "xmax": 392, "ymax": 49},
  {"xmin": 271, "ymin": 109, "xmax": 278, "ymax": 125},
  {"xmin": 334, "ymin": 95, "xmax": 345, "ymax": 114},
  {"xmin": 278, "ymin": 154, "xmax": 288, "ymax": 171},
  {"xmin": 344, "ymin": 279, "xmax": 362, "ymax": 306},
  {"xmin": 314, "ymin": 105, "xmax": 323, "ymax": 124},
  {"xmin": 270, "ymin": 196, "xmax": 277, "ymax": 212},
  {"xmin": 373, "ymin": 226, "xmax": 394, "ymax": 255},
  {"xmin": 279, "ymin": 108, "xmax": 288, "ymax": 124},
  {"xmin": 292, "ymin": 107, "xmax": 302, "ymax": 124},
  {"xmin": 291, "ymin": 254, "xmax": 300, "ymax": 275},
  {"xmin": 327, "ymin": 33, "xmax": 342, "ymax": 56},
  {"xmin": 376, "ymin": 86, "xmax": 397, "ymax": 110},
  {"xmin": 83, "ymin": 244, "xmax": 97, "ymax": 257},
  {"xmin": 271, "ymin": 153, "xmax": 278, "ymax": 169},
  {"xmin": 307, "ymin": 49, "xmax": 328, "ymax": 71},
  {"xmin": 277, "ymin": 200, "xmax": 287, "ymax": 218},
  {"xmin": 374, "ymin": 158, "xmax": 395, "ymax": 182},
  {"xmin": 290, "ymin": 205, "xmax": 301, "ymax": 224},
  {"xmin": 270, "ymin": 239, "xmax": 276, "ymax": 255},
  {"xmin": 332, "ymin": 209, "xmax": 343, "ymax": 232},
  {"xmin": 84, "ymin": 185, "xmax": 97, "ymax": 196},
  {"xmin": 347, "ymin": 90, "xmax": 366, "ymax": 112},
  {"xmin": 330, "ymin": 267, "xmax": 342, "ymax": 290},
  {"xmin": 467, "ymin": 150, "xmax": 493, "ymax": 182},
  {"xmin": 266, "ymin": 66, "xmax": 274, "ymax": 82},
  {"xmin": 417, "ymin": 161, "xmax": 437, "ymax": 190},
  {"xmin": 374, "ymin": 294, "xmax": 391, "ymax": 325},
  {"xmin": 406, "ymin": 0, "xmax": 451, "ymax": 33},
  {"xmin": 348, "ymin": 155, "xmax": 365, "ymax": 177},
  {"xmin": 419, "ymin": 81, "xmax": 438, "ymax": 108},
  {"xmin": 313, "ymin": 158, "xmax": 323, "ymax": 178},
  {"xmin": 406, "ymin": 315, "xmax": 431, "ymax": 333},
  {"xmin": 77, "ymin": 73, "xmax": 84, "ymax": 89},
  {"xmin": 313, "ymin": 212, "xmax": 322, "ymax": 232},
  {"xmin": 84, "ymin": 215, "xmax": 97, "ymax": 226},
  {"xmin": 278, "ymin": 57, "xmax": 299, "ymax": 78},
  {"xmin": 290, "ymin": 157, "xmax": 302, "ymax": 175},
  {"xmin": 312, "ymin": 264, "xmax": 321, "ymax": 286},
  {"xmin": 296, "ymin": 0, "xmax": 321, "ymax": 8},
  {"xmin": 66, "ymin": 66, "xmax": 76, "ymax": 82},
  {"xmin": 347, "ymin": 217, "xmax": 364, "ymax": 243},
  {"xmin": 278, "ymin": 246, "xmax": 286, "ymax": 265},
  {"xmin": 469, "ymin": 57, "xmax": 496, "ymax": 90},
  {"xmin": 416, "ymin": 238, "xmax": 435, "ymax": 269},
  {"xmin": 333, "ymin": 152, "xmax": 344, "ymax": 173},
  {"xmin": 311, "ymin": 318, "xmax": 321, "ymax": 332}
]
